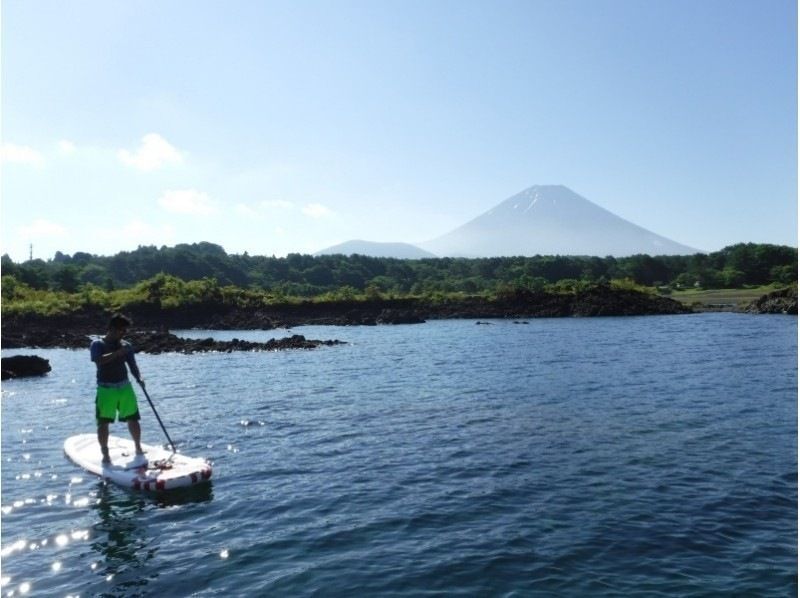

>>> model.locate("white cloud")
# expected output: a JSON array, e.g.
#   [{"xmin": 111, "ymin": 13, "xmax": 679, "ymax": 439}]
[
  {"xmin": 118, "ymin": 133, "xmax": 182, "ymax": 171},
  {"xmin": 158, "ymin": 189, "xmax": 217, "ymax": 216},
  {"xmin": 57, "ymin": 140, "xmax": 76, "ymax": 154},
  {"xmin": 234, "ymin": 199, "xmax": 294, "ymax": 217},
  {"xmin": 260, "ymin": 199, "xmax": 294, "ymax": 210},
  {"xmin": 1, "ymin": 143, "xmax": 44, "ymax": 165},
  {"xmin": 19, "ymin": 219, "xmax": 68, "ymax": 239},
  {"xmin": 302, "ymin": 203, "xmax": 334, "ymax": 218},
  {"xmin": 234, "ymin": 203, "xmax": 258, "ymax": 217}
]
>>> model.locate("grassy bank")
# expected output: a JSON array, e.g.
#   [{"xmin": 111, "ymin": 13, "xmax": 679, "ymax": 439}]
[{"xmin": 669, "ymin": 285, "xmax": 777, "ymax": 310}]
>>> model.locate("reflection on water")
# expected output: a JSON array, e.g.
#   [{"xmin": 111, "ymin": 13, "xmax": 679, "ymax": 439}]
[
  {"xmin": 91, "ymin": 483, "xmax": 154, "ymax": 593},
  {"xmin": 89, "ymin": 481, "xmax": 214, "ymax": 595}
]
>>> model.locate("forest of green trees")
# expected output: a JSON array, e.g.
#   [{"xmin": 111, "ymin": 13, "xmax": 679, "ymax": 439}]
[
  {"xmin": 1, "ymin": 242, "xmax": 795, "ymax": 317},
  {"xmin": 2, "ymin": 242, "xmax": 795, "ymax": 297}
]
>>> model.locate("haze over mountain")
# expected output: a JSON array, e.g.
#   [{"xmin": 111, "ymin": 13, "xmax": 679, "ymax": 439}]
[
  {"xmin": 317, "ymin": 185, "xmax": 700, "ymax": 259},
  {"xmin": 315, "ymin": 240, "xmax": 436, "ymax": 259}
]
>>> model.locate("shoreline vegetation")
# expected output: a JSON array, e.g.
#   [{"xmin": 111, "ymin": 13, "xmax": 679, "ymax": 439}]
[
  {"xmin": 2, "ymin": 242, "xmax": 796, "ymax": 300},
  {"xmin": 1, "ymin": 242, "xmax": 796, "ymax": 355},
  {"xmin": 2, "ymin": 281, "xmax": 797, "ymax": 355},
  {"xmin": 3, "ymin": 282, "xmax": 688, "ymax": 353}
]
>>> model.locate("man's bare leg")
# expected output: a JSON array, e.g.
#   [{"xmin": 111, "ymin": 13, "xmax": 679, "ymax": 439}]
[
  {"xmin": 97, "ymin": 422, "xmax": 111, "ymax": 464},
  {"xmin": 127, "ymin": 419, "xmax": 144, "ymax": 455}
]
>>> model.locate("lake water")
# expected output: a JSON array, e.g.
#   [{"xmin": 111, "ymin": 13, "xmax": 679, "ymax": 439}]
[{"xmin": 1, "ymin": 313, "xmax": 796, "ymax": 596}]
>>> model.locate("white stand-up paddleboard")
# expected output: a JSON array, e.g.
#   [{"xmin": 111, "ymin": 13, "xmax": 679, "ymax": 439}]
[{"xmin": 64, "ymin": 434, "xmax": 212, "ymax": 491}]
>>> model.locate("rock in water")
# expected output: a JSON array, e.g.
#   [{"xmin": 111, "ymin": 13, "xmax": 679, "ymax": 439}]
[
  {"xmin": 375, "ymin": 309, "xmax": 425, "ymax": 325},
  {"xmin": 745, "ymin": 287, "xmax": 798, "ymax": 315},
  {"xmin": 1, "ymin": 355, "xmax": 52, "ymax": 380}
]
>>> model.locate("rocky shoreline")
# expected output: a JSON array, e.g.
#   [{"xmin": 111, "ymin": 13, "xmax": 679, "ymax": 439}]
[
  {"xmin": 2, "ymin": 285, "xmax": 793, "ymax": 378},
  {"xmin": 1, "ymin": 328, "xmax": 346, "ymax": 354},
  {"xmin": 744, "ymin": 286, "xmax": 798, "ymax": 315},
  {"xmin": 2, "ymin": 285, "xmax": 692, "ymax": 353}
]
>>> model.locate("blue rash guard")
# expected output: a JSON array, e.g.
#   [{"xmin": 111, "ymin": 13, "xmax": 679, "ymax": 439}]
[{"xmin": 90, "ymin": 338, "xmax": 141, "ymax": 387}]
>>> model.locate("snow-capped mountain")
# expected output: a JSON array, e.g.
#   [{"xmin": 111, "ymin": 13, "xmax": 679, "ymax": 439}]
[{"xmin": 419, "ymin": 185, "xmax": 699, "ymax": 257}]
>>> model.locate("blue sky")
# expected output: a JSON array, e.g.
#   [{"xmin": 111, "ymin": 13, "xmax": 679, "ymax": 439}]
[{"xmin": 1, "ymin": 0, "xmax": 796, "ymax": 261}]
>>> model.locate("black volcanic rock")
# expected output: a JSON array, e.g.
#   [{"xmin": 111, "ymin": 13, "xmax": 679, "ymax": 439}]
[
  {"xmin": 376, "ymin": 309, "xmax": 425, "ymax": 324},
  {"xmin": 128, "ymin": 331, "xmax": 346, "ymax": 354},
  {"xmin": 2, "ymin": 355, "xmax": 52, "ymax": 380},
  {"xmin": 0, "ymin": 321, "xmax": 345, "ymax": 354},
  {"xmin": 571, "ymin": 285, "xmax": 691, "ymax": 316},
  {"xmin": 2, "ymin": 328, "xmax": 91, "ymax": 350},
  {"xmin": 745, "ymin": 287, "xmax": 798, "ymax": 315}
]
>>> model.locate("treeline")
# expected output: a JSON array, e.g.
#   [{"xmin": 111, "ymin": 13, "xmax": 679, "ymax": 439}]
[{"xmin": 1, "ymin": 241, "xmax": 796, "ymax": 297}]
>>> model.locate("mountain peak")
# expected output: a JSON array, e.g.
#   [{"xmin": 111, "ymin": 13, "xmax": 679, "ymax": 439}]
[
  {"xmin": 488, "ymin": 185, "xmax": 584, "ymax": 215},
  {"xmin": 421, "ymin": 185, "xmax": 699, "ymax": 258}
]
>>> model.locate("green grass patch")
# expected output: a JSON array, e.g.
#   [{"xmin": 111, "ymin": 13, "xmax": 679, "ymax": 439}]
[{"xmin": 670, "ymin": 285, "xmax": 775, "ymax": 308}]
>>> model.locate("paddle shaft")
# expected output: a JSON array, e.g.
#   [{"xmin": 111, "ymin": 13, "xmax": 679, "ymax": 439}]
[{"xmin": 137, "ymin": 381, "xmax": 177, "ymax": 454}]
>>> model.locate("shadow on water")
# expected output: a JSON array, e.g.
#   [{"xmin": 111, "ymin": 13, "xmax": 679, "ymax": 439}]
[
  {"xmin": 151, "ymin": 482, "xmax": 214, "ymax": 507},
  {"xmin": 89, "ymin": 481, "xmax": 213, "ymax": 596}
]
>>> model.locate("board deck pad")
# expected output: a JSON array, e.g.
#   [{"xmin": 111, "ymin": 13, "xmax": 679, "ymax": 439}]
[{"xmin": 64, "ymin": 434, "xmax": 212, "ymax": 491}]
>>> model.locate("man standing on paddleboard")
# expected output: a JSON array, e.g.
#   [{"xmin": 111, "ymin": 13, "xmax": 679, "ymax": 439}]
[{"xmin": 90, "ymin": 314, "xmax": 146, "ymax": 465}]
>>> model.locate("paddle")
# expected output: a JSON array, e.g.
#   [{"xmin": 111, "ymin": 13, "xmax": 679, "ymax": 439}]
[{"xmin": 137, "ymin": 380, "xmax": 177, "ymax": 455}]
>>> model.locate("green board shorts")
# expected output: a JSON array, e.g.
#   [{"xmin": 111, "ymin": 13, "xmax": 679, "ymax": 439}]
[{"xmin": 96, "ymin": 383, "xmax": 140, "ymax": 424}]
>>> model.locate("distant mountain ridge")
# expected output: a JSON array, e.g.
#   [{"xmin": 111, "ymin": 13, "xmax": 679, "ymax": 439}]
[
  {"xmin": 317, "ymin": 185, "xmax": 700, "ymax": 258},
  {"xmin": 315, "ymin": 240, "xmax": 436, "ymax": 259}
]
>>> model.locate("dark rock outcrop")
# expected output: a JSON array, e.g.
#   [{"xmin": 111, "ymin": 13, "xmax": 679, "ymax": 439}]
[
  {"xmin": 375, "ymin": 309, "xmax": 425, "ymax": 325},
  {"xmin": 2, "ymin": 355, "xmax": 52, "ymax": 380},
  {"xmin": 570, "ymin": 286, "xmax": 691, "ymax": 317},
  {"xmin": 1, "ymin": 328, "xmax": 344, "ymax": 354},
  {"xmin": 745, "ymin": 287, "xmax": 798, "ymax": 315},
  {"xmin": 128, "ymin": 331, "xmax": 344, "ymax": 354}
]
